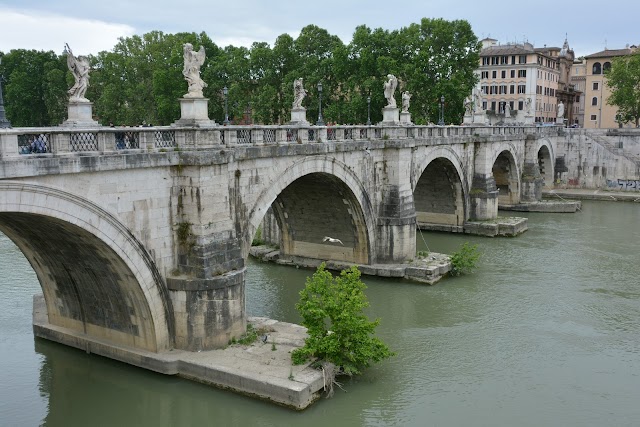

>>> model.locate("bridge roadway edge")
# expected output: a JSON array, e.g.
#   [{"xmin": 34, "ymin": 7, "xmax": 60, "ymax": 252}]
[{"xmin": 32, "ymin": 294, "xmax": 325, "ymax": 410}]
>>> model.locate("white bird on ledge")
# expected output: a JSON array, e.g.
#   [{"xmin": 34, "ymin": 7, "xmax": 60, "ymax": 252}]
[{"xmin": 322, "ymin": 236, "xmax": 344, "ymax": 245}]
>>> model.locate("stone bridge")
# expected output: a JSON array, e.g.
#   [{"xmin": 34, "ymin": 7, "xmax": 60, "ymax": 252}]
[{"xmin": 0, "ymin": 124, "xmax": 559, "ymax": 355}]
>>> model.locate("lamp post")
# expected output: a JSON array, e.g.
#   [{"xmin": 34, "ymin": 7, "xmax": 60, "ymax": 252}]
[
  {"xmin": 366, "ymin": 96, "xmax": 371, "ymax": 126},
  {"xmin": 438, "ymin": 95, "xmax": 445, "ymax": 126},
  {"xmin": 316, "ymin": 82, "xmax": 324, "ymax": 126},
  {"xmin": 0, "ymin": 57, "xmax": 12, "ymax": 129},
  {"xmin": 223, "ymin": 86, "xmax": 230, "ymax": 125}
]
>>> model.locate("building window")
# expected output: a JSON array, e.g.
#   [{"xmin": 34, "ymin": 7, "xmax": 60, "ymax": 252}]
[
  {"xmin": 575, "ymin": 95, "xmax": 580, "ymax": 102},
  {"xmin": 593, "ymin": 82, "xmax": 599, "ymax": 90},
  {"xmin": 482, "ymin": 101, "xmax": 487, "ymax": 110},
  {"xmin": 519, "ymin": 55, "xmax": 527, "ymax": 64},
  {"xmin": 590, "ymin": 114, "xmax": 597, "ymax": 121},
  {"xmin": 492, "ymin": 70, "xmax": 497, "ymax": 79},
  {"xmin": 491, "ymin": 101, "xmax": 496, "ymax": 111},
  {"xmin": 518, "ymin": 100, "xmax": 524, "ymax": 110},
  {"xmin": 592, "ymin": 62, "xmax": 602, "ymax": 74},
  {"xmin": 511, "ymin": 55, "xmax": 516, "ymax": 64},
  {"xmin": 518, "ymin": 70, "xmax": 527, "ymax": 78},
  {"xmin": 603, "ymin": 62, "xmax": 611, "ymax": 72},
  {"xmin": 510, "ymin": 70, "xmax": 515, "ymax": 78},
  {"xmin": 510, "ymin": 85, "xmax": 515, "ymax": 94},
  {"xmin": 518, "ymin": 84, "xmax": 526, "ymax": 94},
  {"xmin": 591, "ymin": 97, "xmax": 598, "ymax": 106},
  {"xmin": 481, "ymin": 71, "xmax": 489, "ymax": 79},
  {"xmin": 501, "ymin": 70, "xmax": 506, "ymax": 78}
]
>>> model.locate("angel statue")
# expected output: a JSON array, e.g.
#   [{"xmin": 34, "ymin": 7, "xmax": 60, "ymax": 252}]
[
  {"xmin": 383, "ymin": 74, "xmax": 398, "ymax": 108},
  {"xmin": 401, "ymin": 91, "xmax": 411, "ymax": 113},
  {"xmin": 182, "ymin": 43, "xmax": 207, "ymax": 98},
  {"xmin": 65, "ymin": 43, "xmax": 91, "ymax": 101},
  {"xmin": 464, "ymin": 95, "xmax": 474, "ymax": 116},
  {"xmin": 292, "ymin": 78, "xmax": 307, "ymax": 109}
]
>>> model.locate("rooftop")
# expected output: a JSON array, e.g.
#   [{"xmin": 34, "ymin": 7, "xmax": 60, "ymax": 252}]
[{"xmin": 585, "ymin": 47, "xmax": 637, "ymax": 59}]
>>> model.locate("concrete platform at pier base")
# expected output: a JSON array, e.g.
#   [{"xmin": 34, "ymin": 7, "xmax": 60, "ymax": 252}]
[
  {"xmin": 32, "ymin": 295, "xmax": 325, "ymax": 410},
  {"xmin": 499, "ymin": 200, "xmax": 581, "ymax": 213},
  {"xmin": 462, "ymin": 216, "xmax": 528, "ymax": 237},
  {"xmin": 543, "ymin": 188, "xmax": 640, "ymax": 203},
  {"xmin": 250, "ymin": 246, "xmax": 452, "ymax": 285}
]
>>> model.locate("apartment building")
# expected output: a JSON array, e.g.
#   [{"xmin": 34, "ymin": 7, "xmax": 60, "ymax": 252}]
[
  {"xmin": 583, "ymin": 45, "xmax": 638, "ymax": 128},
  {"xmin": 477, "ymin": 38, "xmax": 579, "ymax": 123},
  {"xmin": 570, "ymin": 59, "xmax": 587, "ymax": 126}
]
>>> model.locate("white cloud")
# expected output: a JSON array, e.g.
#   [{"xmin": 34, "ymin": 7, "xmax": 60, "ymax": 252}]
[{"xmin": 0, "ymin": 8, "xmax": 135, "ymax": 55}]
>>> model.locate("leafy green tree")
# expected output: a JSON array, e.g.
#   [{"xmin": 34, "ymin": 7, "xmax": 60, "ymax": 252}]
[
  {"xmin": 606, "ymin": 52, "xmax": 640, "ymax": 127},
  {"xmin": 1, "ymin": 49, "xmax": 67, "ymax": 126},
  {"xmin": 449, "ymin": 242, "xmax": 481, "ymax": 276},
  {"xmin": 292, "ymin": 263, "xmax": 394, "ymax": 377}
]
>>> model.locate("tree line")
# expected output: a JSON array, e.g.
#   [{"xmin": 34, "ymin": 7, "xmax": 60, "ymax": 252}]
[{"xmin": 0, "ymin": 18, "xmax": 481, "ymax": 127}]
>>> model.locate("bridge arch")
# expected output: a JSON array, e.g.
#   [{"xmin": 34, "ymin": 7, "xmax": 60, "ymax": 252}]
[
  {"xmin": 247, "ymin": 156, "xmax": 375, "ymax": 264},
  {"xmin": 412, "ymin": 146, "xmax": 468, "ymax": 230},
  {"xmin": 490, "ymin": 143, "xmax": 521, "ymax": 205},
  {"xmin": 536, "ymin": 138, "xmax": 555, "ymax": 187},
  {"xmin": 0, "ymin": 182, "xmax": 172, "ymax": 352}
]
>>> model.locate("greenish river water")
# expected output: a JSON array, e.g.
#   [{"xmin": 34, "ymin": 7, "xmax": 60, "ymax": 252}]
[{"xmin": 1, "ymin": 201, "xmax": 639, "ymax": 426}]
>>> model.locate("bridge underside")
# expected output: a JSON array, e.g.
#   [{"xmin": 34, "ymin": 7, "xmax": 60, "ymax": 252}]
[
  {"xmin": 272, "ymin": 172, "xmax": 370, "ymax": 264},
  {"xmin": 415, "ymin": 159, "xmax": 464, "ymax": 232},
  {"xmin": 493, "ymin": 151, "xmax": 520, "ymax": 206},
  {"xmin": 0, "ymin": 213, "xmax": 159, "ymax": 352}
]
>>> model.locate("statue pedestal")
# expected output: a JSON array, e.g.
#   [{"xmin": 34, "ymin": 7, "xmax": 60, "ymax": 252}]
[
  {"xmin": 289, "ymin": 107, "xmax": 309, "ymax": 125},
  {"xmin": 556, "ymin": 117, "xmax": 565, "ymax": 125},
  {"xmin": 524, "ymin": 114, "xmax": 535, "ymax": 125},
  {"xmin": 473, "ymin": 111, "xmax": 487, "ymax": 125},
  {"xmin": 380, "ymin": 107, "xmax": 399, "ymax": 125},
  {"xmin": 62, "ymin": 99, "xmax": 100, "ymax": 127},
  {"xmin": 173, "ymin": 98, "xmax": 216, "ymax": 127},
  {"xmin": 399, "ymin": 111, "xmax": 412, "ymax": 125},
  {"xmin": 463, "ymin": 113, "xmax": 473, "ymax": 125}
]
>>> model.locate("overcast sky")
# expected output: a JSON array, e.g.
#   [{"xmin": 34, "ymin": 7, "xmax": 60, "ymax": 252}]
[{"xmin": 0, "ymin": 1, "xmax": 637, "ymax": 58}]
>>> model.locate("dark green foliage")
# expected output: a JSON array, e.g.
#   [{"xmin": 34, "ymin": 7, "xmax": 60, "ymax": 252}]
[
  {"xmin": 1, "ymin": 18, "xmax": 479, "ymax": 127},
  {"xmin": 292, "ymin": 264, "xmax": 394, "ymax": 376},
  {"xmin": 449, "ymin": 242, "xmax": 481, "ymax": 276},
  {"xmin": 606, "ymin": 52, "xmax": 640, "ymax": 127}
]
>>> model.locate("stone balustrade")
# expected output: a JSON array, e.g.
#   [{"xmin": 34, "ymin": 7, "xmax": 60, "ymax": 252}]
[{"xmin": 0, "ymin": 124, "xmax": 561, "ymax": 159}]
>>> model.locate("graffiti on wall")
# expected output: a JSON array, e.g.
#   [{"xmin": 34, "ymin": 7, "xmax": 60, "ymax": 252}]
[{"xmin": 607, "ymin": 179, "xmax": 640, "ymax": 191}]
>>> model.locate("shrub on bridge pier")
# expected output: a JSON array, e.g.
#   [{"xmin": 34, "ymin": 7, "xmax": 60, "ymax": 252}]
[{"xmin": 292, "ymin": 263, "xmax": 394, "ymax": 388}]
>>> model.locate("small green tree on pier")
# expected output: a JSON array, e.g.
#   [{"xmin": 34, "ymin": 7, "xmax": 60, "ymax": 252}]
[{"xmin": 292, "ymin": 264, "xmax": 394, "ymax": 395}]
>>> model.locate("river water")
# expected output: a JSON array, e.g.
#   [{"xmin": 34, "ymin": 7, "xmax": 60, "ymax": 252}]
[{"xmin": 1, "ymin": 200, "xmax": 639, "ymax": 426}]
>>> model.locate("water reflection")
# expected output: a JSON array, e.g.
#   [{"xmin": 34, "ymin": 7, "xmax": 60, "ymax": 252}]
[{"xmin": 0, "ymin": 201, "xmax": 639, "ymax": 426}]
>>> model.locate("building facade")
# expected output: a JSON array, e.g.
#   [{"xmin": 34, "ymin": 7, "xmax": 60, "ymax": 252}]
[
  {"xmin": 570, "ymin": 59, "xmax": 587, "ymax": 126},
  {"xmin": 476, "ymin": 38, "xmax": 580, "ymax": 124},
  {"xmin": 583, "ymin": 46, "xmax": 638, "ymax": 129}
]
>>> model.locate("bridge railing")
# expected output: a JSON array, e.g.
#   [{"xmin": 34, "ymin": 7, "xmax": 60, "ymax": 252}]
[{"xmin": 0, "ymin": 124, "xmax": 560, "ymax": 159}]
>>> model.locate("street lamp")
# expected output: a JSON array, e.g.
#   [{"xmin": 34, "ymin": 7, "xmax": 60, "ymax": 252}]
[
  {"xmin": 366, "ymin": 96, "xmax": 371, "ymax": 126},
  {"xmin": 316, "ymin": 82, "xmax": 324, "ymax": 126},
  {"xmin": 223, "ymin": 86, "xmax": 230, "ymax": 125},
  {"xmin": 0, "ymin": 57, "xmax": 12, "ymax": 129},
  {"xmin": 438, "ymin": 95, "xmax": 445, "ymax": 126}
]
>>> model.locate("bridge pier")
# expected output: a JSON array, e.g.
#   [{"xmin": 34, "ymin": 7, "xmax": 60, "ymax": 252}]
[
  {"xmin": 469, "ymin": 174, "xmax": 499, "ymax": 220},
  {"xmin": 168, "ymin": 166, "xmax": 246, "ymax": 351},
  {"xmin": 375, "ymin": 148, "xmax": 416, "ymax": 263},
  {"xmin": 470, "ymin": 144, "xmax": 499, "ymax": 220},
  {"xmin": 521, "ymin": 137, "xmax": 545, "ymax": 202}
]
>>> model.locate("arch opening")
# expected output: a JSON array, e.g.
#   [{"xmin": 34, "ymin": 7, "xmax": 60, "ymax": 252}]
[
  {"xmin": 0, "ymin": 213, "xmax": 160, "ymax": 351},
  {"xmin": 414, "ymin": 158, "xmax": 465, "ymax": 232},
  {"xmin": 492, "ymin": 151, "xmax": 519, "ymax": 205},
  {"xmin": 537, "ymin": 145, "xmax": 553, "ymax": 187},
  {"xmin": 257, "ymin": 172, "xmax": 370, "ymax": 265}
]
